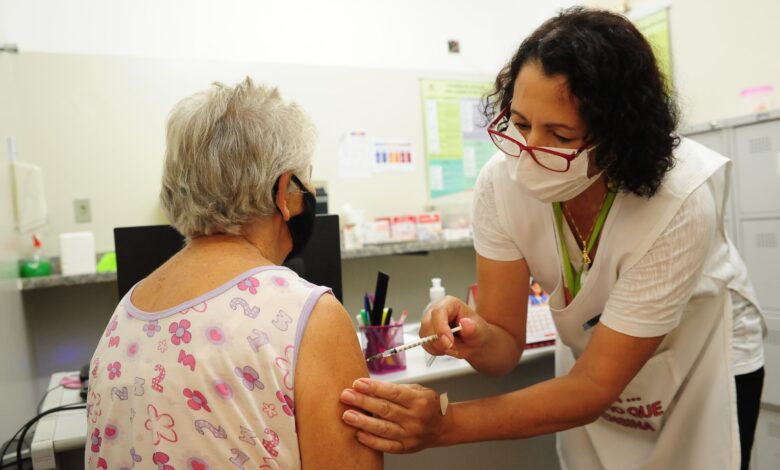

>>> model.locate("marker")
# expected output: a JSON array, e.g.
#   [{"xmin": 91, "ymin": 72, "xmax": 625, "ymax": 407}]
[{"xmin": 366, "ymin": 325, "xmax": 462, "ymax": 362}]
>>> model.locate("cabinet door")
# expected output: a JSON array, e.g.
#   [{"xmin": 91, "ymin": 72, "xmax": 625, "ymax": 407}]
[
  {"xmin": 741, "ymin": 219, "xmax": 780, "ymax": 311},
  {"xmin": 734, "ymin": 120, "xmax": 780, "ymax": 214},
  {"xmin": 755, "ymin": 406, "xmax": 780, "ymax": 470},
  {"xmin": 688, "ymin": 129, "xmax": 726, "ymax": 154},
  {"xmin": 760, "ymin": 315, "xmax": 780, "ymax": 408}
]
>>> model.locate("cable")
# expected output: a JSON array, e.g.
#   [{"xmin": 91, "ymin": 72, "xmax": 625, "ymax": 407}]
[
  {"xmin": 1, "ymin": 383, "xmax": 69, "ymax": 466},
  {"xmin": 0, "ymin": 432, "xmax": 23, "ymax": 469},
  {"xmin": 35, "ymin": 385, "xmax": 63, "ymax": 415},
  {"xmin": 0, "ymin": 456, "xmax": 28, "ymax": 470},
  {"xmin": 4, "ymin": 404, "xmax": 86, "ymax": 470}
]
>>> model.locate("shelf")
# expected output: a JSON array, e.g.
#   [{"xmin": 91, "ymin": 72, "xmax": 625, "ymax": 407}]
[
  {"xmin": 18, "ymin": 236, "xmax": 475, "ymax": 291},
  {"xmin": 20, "ymin": 272, "xmax": 117, "ymax": 291},
  {"xmin": 341, "ymin": 236, "xmax": 474, "ymax": 259}
]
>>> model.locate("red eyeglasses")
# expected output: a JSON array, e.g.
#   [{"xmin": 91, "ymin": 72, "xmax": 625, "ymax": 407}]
[{"xmin": 487, "ymin": 106, "xmax": 589, "ymax": 172}]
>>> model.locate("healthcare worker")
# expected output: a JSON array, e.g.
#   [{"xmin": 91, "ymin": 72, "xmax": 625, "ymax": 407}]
[{"xmin": 339, "ymin": 7, "xmax": 766, "ymax": 469}]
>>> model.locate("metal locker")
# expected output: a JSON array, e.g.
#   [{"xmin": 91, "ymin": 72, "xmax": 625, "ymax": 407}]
[
  {"xmin": 755, "ymin": 406, "xmax": 780, "ymax": 470},
  {"xmin": 688, "ymin": 129, "xmax": 726, "ymax": 154},
  {"xmin": 740, "ymin": 219, "xmax": 780, "ymax": 311},
  {"xmin": 760, "ymin": 314, "xmax": 780, "ymax": 408},
  {"xmin": 734, "ymin": 120, "xmax": 780, "ymax": 214}
]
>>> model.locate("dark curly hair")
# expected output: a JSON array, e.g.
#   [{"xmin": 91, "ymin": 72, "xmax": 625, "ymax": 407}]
[{"xmin": 483, "ymin": 7, "xmax": 679, "ymax": 197}]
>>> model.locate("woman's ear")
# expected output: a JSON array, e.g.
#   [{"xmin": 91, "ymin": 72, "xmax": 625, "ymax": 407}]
[{"xmin": 274, "ymin": 172, "xmax": 294, "ymax": 222}]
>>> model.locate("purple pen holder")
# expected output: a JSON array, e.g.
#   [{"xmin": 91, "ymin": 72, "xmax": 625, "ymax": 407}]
[{"xmin": 360, "ymin": 324, "xmax": 407, "ymax": 374}]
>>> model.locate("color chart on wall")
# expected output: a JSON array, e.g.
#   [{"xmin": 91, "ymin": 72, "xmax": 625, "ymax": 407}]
[{"xmin": 420, "ymin": 79, "xmax": 494, "ymax": 198}]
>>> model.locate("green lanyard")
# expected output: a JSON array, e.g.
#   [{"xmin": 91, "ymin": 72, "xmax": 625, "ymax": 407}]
[{"xmin": 552, "ymin": 190, "xmax": 617, "ymax": 301}]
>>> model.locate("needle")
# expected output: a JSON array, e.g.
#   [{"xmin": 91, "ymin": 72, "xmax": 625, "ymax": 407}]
[{"xmin": 366, "ymin": 325, "xmax": 462, "ymax": 362}]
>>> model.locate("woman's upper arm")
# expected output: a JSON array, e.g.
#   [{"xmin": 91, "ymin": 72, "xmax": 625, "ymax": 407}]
[
  {"xmin": 476, "ymin": 253, "xmax": 530, "ymax": 348},
  {"xmin": 570, "ymin": 324, "xmax": 665, "ymax": 412},
  {"xmin": 295, "ymin": 293, "xmax": 383, "ymax": 470}
]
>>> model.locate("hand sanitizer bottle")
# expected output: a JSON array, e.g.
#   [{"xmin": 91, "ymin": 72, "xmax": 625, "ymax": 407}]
[
  {"xmin": 429, "ymin": 277, "xmax": 445, "ymax": 305},
  {"xmin": 424, "ymin": 278, "xmax": 446, "ymax": 367}
]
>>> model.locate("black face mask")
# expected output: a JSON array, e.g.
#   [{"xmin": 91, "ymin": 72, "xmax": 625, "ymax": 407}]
[{"xmin": 273, "ymin": 174, "xmax": 316, "ymax": 261}]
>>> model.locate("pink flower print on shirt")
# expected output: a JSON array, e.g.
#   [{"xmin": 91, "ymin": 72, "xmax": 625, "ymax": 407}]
[
  {"xmin": 88, "ymin": 391, "xmax": 102, "ymax": 424},
  {"xmin": 274, "ymin": 345, "xmax": 294, "ymax": 391},
  {"xmin": 237, "ymin": 276, "xmax": 260, "ymax": 295},
  {"xmin": 183, "ymin": 388, "xmax": 211, "ymax": 412},
  {"xmin": 270, "ymin": 276, "xmax": 289, "ymax": 289},
  {"xmin": 144, "ymin": 404, "xmax": 178, "ymax": 445},
  {"xmin": 152, "ymin": 451, "xmax": 174, "ymax": 470},
  {"xmin": 104, "ymin": 423, "xmax": 119, "ymax": 440},
  {"xmin": 213, "ymin": 379, "xmax": 233, "ymax": 400},
  {"xmin": 262, "ymin": 402, "xmax": 278, "ymax": 418},
  {"xmin": 107, "ymin": 361, "xmax": 122, "ymax": 380},
  {"xmin": 96, "ymin": 457, "xmax": 107, "ymax": 469},
  {"xmin": 187, "ymin": 457, "xmax": 209, "ymax": 470},
  {"xmin": 104, "ymin": 315, "xmax": 118, "ymax": 338},
  {"xmin": 143, "ymin": 320, "xmax": 161, "ymax": 338},
  {"xmin": 90, "ymin": 427, "xmax": 102, "ymax": 452},
  {"xmin": 126, "ymin": 341, "xmax": 139, "ymax": 358},
  {"xmin": 276, "ymin": 390, "xmax": 294, "ymax": 416},
  {"xmin": 169, "ymin": 319, "xmax": 192, "ymax": 345},
  {"xmin": 234, "ymin": 365, "xmax": 264, "ymax": 391}
]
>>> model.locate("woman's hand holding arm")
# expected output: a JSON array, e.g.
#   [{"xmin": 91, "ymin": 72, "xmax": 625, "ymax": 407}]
[{"xmin": 340, "ymin": 324, "xmax": 664, "ymax": 452}]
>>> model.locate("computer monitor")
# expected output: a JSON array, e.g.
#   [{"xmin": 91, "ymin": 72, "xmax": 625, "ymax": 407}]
[{"xmin": 113, "ymin": 214, "xmax": 342, "ymax": 302}]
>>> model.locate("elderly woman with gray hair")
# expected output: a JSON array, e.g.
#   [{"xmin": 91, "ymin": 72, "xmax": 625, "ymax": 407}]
[{"xmin": 86, "ymin": 78, "xmax": 382, "ymax": 469}]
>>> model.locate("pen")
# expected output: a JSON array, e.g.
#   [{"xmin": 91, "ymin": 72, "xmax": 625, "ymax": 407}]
[
  {"xmin": 372, "ymin": 272, "xmax": 389, "ymax": 326},
  {"xmin": 363, "ymin": 294, "xmax": 372, "ymax": 320},
  {"xmin": 366, "ymin": 325, "xmax": 463, "ymax": 362}
]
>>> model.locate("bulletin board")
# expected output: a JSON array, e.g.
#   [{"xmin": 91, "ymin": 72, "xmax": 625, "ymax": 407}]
[{"xmin": 420, "ymin": 79, "xmax": 495, "ymax": 198}]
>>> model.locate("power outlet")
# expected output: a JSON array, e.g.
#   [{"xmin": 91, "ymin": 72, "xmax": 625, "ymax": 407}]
[{"xmin": 74, "ymin": 198, "xmax": 91, "ymax": 223}]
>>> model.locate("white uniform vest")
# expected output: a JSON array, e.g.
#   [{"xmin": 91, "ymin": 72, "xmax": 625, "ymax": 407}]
[{"xmin": 490, "ymin": 138, "xmax": 757, "ymax": 469}]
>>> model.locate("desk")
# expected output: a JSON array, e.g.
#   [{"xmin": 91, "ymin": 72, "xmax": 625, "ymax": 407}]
[
  {"xmin": 33, "ymin": 327, "xmax": 557, "ymax": 470},
  {"xmin": 30, "ymin": 372, "xmax": 87, "ymax": 469}
]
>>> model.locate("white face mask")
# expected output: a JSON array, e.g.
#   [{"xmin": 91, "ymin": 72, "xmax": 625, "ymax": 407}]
[{"xmin": 513, "ymin": 146, "xmax": 601, "ymax": 203}]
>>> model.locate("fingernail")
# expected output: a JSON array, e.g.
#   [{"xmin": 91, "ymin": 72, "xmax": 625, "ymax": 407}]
[
  {"xmin": 341, "ymin": 389, "xmax": 356, "ymax": 402},
  {"xmin": 443, "ymin": 337, "xmax": 453, "ymax": 349},
  {"xmin": 353, "ymin": 378, "xmax": 370, "ymax": 392},
  {"xmin": 343, "ymin": 410, "xmax": 360, "ymax": 424}
]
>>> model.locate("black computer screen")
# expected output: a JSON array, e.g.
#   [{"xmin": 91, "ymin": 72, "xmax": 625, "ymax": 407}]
[{"xmin": 114, "ymin": 214, "xmax": 342, "ymax": 302}]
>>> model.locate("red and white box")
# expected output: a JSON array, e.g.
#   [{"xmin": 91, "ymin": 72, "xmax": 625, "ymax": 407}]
[
  {"xmin": 390, "ymin": 215, "xmax": 417, "ymax": 242},
  {"xmin": 363, "ymin": 218, "xmax": 392, "ymax": 244},
  {"xmin": 416, "ymin": 212, "xmax": 442, "ymax": 241}
]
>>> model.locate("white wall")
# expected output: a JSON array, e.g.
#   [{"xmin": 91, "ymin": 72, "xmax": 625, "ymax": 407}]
[
  {"xmin": 0, "ymin": 53, "xmax": 38, "ymax": 433},
  {"xmin": 0, "ymin": 0, "xmax": 574, "ymax": 74},
  {"xmin": 669, "ymin": 0, "xmax": 780, "ymax": 125},
  {"xmin": 0, "ymin": 0, "xmax": 578, "ymax": 256},
  {"xmin": 591, "ymin": 0, "xmax": 780, "ymax": 125}
]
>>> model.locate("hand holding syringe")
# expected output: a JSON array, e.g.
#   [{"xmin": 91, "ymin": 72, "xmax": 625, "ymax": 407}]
[{"xmin": 366, "ymin": 325, "xmax": 463, "ymax": 362}]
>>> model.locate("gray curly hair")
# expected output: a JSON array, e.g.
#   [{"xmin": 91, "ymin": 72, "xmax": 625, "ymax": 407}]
[{"xmin": 160, "ymin": 77, "xmax": 316, "ymax": 238}]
